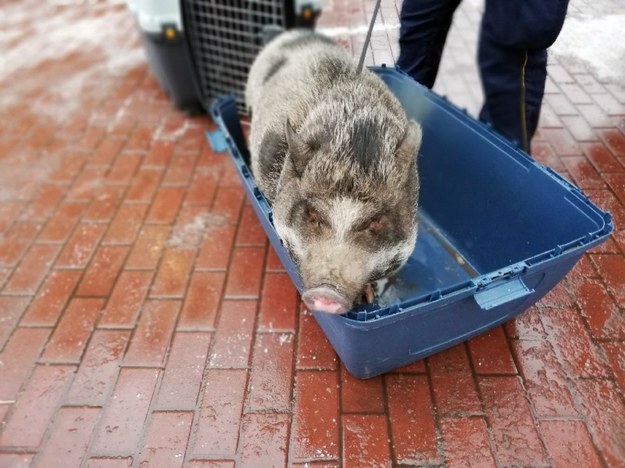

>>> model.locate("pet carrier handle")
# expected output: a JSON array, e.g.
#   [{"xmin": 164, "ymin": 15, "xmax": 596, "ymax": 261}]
[{"xmin": 356, "ymin": 0, "xmax": 382, "ymax": 74}]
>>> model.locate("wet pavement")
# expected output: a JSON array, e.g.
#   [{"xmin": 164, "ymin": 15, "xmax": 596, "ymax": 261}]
[{"xmin": 1, "ymin": 0, "xmax": 624, "ymax": 466}]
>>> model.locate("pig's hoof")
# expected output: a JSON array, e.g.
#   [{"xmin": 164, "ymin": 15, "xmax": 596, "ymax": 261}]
[{"xmin": 363, "ymin": 283, "xmax": 376, "ymax": 304}]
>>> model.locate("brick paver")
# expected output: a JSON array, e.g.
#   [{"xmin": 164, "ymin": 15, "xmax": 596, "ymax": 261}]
[{"xmin": 0, "ymin": 0, "xmax": 624, "ymax": 466}]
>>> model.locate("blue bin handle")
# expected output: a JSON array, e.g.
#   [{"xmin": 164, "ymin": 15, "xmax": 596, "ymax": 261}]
[{"xmin": 474, "ymin": 277, "xmax": 533, "ymax": 310}]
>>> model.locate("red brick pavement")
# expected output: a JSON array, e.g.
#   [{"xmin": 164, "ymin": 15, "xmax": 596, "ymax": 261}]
[{"xmin": 1, "ymin": 0, "xmax": 624, "ymax": 466}]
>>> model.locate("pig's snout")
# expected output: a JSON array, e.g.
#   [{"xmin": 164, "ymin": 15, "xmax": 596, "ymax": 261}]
[{"xmin": 302, "ymin": 284, "xmax": 351, "ymax": 315}]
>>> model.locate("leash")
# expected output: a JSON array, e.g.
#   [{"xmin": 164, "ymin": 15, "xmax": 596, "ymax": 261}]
[{"xmin": 356, "ymin": 0, "xmax": 383, "ymax": 74}]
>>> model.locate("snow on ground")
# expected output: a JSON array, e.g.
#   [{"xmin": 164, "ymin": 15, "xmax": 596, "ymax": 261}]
[{"xmin": 551, "ymin": 12, "xmax": 625, "ymax": 83}]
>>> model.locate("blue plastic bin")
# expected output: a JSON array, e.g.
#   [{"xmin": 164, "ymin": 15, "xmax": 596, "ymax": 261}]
[{"xmin": 210, "ymin": 66, "xmax": 613, "ymax": 379}]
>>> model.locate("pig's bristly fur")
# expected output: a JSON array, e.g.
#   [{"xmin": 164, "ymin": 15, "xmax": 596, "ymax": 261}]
[{"xmin": 246, "ymin": 30, "xmax": 423, "ymax": 311}]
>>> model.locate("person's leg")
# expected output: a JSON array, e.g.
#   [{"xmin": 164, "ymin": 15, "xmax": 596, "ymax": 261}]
[
  {"xmin": 478, "ymin": 41, "xmax": 549, "ymax": 151},
  {"xmin": 478, "ymin": 0, "xmax": 569, "ymax": 151},
  {"xmin": 397, "ymin": 0, "xmax": 462, "ymax": 89}
]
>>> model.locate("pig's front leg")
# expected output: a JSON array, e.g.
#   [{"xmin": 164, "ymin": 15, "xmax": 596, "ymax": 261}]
[{"xmin": 362, "ymin": 283, "xmax": 376, "ymax": 304}]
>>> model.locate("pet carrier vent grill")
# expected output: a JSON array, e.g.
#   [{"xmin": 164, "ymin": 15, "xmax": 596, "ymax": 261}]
[{"xmin": 182, "ymin": 0, "xmax": 288, "ymax": 113}]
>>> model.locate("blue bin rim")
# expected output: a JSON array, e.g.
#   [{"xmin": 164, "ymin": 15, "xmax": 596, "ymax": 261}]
[{"xmin": 209, "ymin": 65, "xmax": 614, "ymax": 323}]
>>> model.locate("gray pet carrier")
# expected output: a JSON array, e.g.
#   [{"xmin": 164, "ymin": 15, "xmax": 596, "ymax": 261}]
[{"xmin": 126, "ymin": 0, "xmax": 321, "ymax": 113}]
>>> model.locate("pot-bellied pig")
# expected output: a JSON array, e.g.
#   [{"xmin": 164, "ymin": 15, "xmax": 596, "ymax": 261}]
[{"xmin": 246, "ymin": 30, "xmax": 422, "ymax": 314}]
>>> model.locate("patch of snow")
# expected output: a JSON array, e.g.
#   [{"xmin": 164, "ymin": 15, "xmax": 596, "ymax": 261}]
[
  {"xmin": 0, "ymin": 2, "xmax": 146, "ymax": 122},
  {"xmin": 317, "ymin": 23, "xmax": 400, "ymax": 38},
  {"xmin": 167, "ymin": 213, "xmax": 228, "ymax": 249},
  {"xmin": 551, "ymin": 14, "xmax": 625, "ymax": 83},
  {"xmin": 152, "ymin": 119, "xmax": 192, "ymax": 144}
]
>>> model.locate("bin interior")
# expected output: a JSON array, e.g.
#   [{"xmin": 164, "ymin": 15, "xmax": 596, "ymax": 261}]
[{"xmin": 363, "ymin": 68, "xmax": 608, "ymax": 313}]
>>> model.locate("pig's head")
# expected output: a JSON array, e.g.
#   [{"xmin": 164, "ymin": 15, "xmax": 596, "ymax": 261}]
[{"xmin": 272, "ymin": 113, "xmax": 422, "ymax": 314}]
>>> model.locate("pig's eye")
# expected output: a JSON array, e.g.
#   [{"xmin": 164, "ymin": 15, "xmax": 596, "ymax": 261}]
[
  {"xmin": 305, "ymin": 206, "xmax": 327, "ymax": 227},
  {"xmin": 355, "ymin": 214, "xmax": 390, "ymax": 233},
  {"xmin": 368, "ymin": 215, "xmax": 389, "ymax": 232}
]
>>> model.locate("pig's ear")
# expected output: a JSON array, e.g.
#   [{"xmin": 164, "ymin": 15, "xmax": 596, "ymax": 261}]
[
  {"xmin": 285, "ymin": 118, "xmax": 312, "ymax": 177},
  {"xmin": 396, "ymin": 120, "xmax": 422, "ymax": 169}
]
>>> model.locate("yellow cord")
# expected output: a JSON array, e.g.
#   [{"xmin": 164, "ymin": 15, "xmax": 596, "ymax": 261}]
[{"xmin": 520, "ymin": 51, "xmax": 529, "ymax": 152}]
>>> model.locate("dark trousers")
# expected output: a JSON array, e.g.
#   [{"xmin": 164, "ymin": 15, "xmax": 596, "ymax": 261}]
[{"xmin": 397, "ymin": 0, "xmax": 569, "ymax": 151}]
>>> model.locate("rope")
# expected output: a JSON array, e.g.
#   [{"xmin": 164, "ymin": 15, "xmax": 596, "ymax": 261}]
[{"xmin": 356, "ymin": 0, "xmax": 382, "ymax": 74}]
